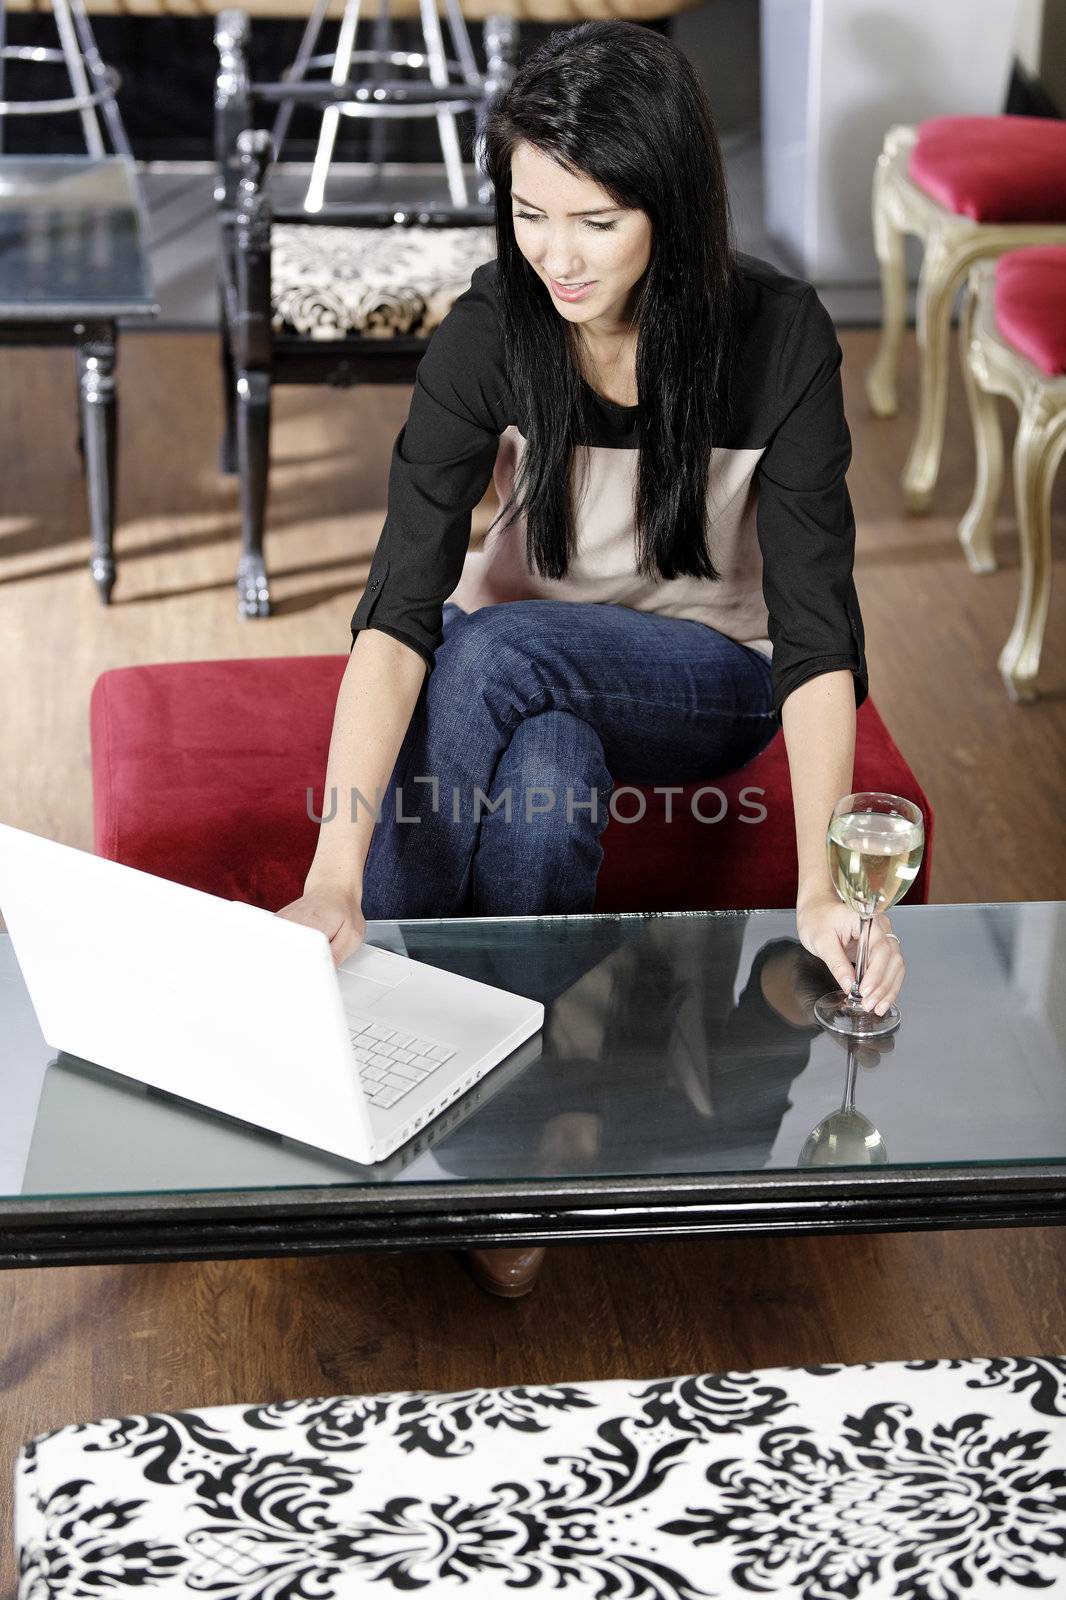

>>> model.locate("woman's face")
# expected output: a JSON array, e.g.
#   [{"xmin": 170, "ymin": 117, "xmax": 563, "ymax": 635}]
[{"xmin": 509, "ymin": 141, "xmax": 653, "ymax": 338}]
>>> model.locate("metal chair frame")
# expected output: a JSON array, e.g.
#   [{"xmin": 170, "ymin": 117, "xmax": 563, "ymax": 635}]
[
  {"xmin": 214, "ymin": 6, "xmax": 515, "ymax": 618},
  {"xmin": 0, "ymin": 0, "xmax": 131, "ymax": 157}
]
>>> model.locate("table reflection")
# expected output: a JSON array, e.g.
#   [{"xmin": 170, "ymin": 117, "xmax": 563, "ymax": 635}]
[{"xmin": 429, "ymin": 922, "xmax": 830, "ymax": 1179}]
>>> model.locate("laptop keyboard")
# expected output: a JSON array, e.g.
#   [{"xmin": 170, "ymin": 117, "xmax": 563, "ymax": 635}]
[{"xmin": 347, "ymin": 1014, "xmax": 456, "ymax": 1110}]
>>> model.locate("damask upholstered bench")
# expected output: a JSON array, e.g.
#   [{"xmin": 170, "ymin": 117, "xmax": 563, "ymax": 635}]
[
  {"xmin": 15, "ymin": 1358, "xmax": 1066, "ymax": 1597},
  {"xmin": 89, "ymin": 657, "xmax": 934, "ymax": 912}
]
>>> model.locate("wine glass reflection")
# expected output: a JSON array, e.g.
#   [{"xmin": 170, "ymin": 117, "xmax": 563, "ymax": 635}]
[{"xmin": 798, "ymin": 1038, "xmax": 889, "ymax": 1168}]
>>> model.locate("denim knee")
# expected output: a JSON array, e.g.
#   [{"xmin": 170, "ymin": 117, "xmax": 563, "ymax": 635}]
[
  {"xmin": 497, "ymin": 712, "xmax": 610, "ymax": 825},
  {"xmin": 471, "ymin": 710, "xmax": 612, "ymax": 916},
  {"xmin": 427, "ymin": 603, "xmax": 555, "ymax": 734}
]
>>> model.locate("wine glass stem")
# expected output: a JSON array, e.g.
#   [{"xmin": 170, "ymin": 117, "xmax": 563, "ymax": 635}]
[{"xmin": 848, "ymin": 914, "xmax": 873, "ymax": 1007}]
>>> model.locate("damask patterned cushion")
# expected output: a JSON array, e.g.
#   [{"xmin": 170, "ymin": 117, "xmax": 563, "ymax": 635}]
[
  {"xmin": 15, "ymin": 1358, "xmax": 1066, "ymax": 1597},
  {"xmin": 270, "ymin": 224, "xmax": 496, "ymax": 340}
]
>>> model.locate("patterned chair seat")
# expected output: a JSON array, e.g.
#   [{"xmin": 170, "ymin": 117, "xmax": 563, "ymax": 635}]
[
  {"xmin": 271, "ymin": 224, "xmax": 496, "ymax": 341},
  {"xmin": 15, "ymin": 1358, "xmax": 1066, "ymax": 1597}
]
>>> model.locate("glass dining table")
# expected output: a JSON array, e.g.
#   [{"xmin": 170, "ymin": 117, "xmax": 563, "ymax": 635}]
[
  {"xmin": 0, "ymin": 154, "xmax": 158, "ymax": 603},
  {"xmin": 2, "ymin": 901, "xmax": 1065, "ymax": 1269}
]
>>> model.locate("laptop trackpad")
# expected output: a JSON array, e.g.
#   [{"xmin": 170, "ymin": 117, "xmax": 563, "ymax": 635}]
[{"xmin": 337, "ymin": 972, "xmax": 394, "ymax": 1011}]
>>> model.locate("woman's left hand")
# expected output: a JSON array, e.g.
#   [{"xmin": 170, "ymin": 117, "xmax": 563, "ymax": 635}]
[{"xmin": 796, "ymin": 892, "xmax": 905, "ymax": 1017}]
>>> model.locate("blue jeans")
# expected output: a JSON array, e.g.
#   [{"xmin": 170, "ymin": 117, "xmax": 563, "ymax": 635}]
[{"xmin": 361, "ymin": 600, "xmax": 776, "ymax": 920}]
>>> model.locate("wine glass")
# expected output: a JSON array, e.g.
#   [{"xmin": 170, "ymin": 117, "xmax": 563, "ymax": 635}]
[
  {"xmin": 798, "ymin": 1039, "xmax": 888, "ymax": 1167},
  {"xmin": 814, "ymin": 791, "xmax": 924, "ymax": 1039}
]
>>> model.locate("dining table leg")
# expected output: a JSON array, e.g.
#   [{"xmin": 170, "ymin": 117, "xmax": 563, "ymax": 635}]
[{"xmin": 76, "ymin": 321, "xmax": 118, "ymax": 605}]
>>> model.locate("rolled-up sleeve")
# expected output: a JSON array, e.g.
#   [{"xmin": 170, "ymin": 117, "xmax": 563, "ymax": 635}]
[
  {"xmin": 350, "ymin": 265, "xmax": 505, "ymax": 670},
  {"xmin": 756, "ymin": 286, "xmax": 869, "ymax": 720}
]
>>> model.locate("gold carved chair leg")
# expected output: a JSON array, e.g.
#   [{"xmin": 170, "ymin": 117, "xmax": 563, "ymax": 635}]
[
  {"xmin": 962, "ymin": 261, "xmax": 1066, "ymax": 701},
  {"xmin": 902, "ymin": 226, "xmax": 968, "ymax": 515},
  {"xmin": 901, "ymin": 228, "xmax": 1048, "ymax": 517},
  {"xmin": 866, "ymin": 126, "xmax": 915, "ymax": 420},
  {"xmin": 957, "ymin": 271, "xmax": 1002, "ymax": 576},
  {"xmin": 1000, "ymin": 394, "xmax": 1066, "ymax": 702}
]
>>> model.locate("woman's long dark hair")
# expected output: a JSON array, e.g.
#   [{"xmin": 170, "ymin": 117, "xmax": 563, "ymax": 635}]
[{"xmin": 479, "ymin": 20, "xmax": 739, "ymax": 583}]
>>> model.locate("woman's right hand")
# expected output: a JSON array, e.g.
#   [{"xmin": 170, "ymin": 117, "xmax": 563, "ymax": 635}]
[{"xmin": 276, "ymin": 876, "xmax": 366, "ymax": 967}]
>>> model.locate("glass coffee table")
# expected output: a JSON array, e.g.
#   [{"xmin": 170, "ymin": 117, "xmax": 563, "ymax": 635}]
[
  {"xmin": 2, "ymin": 903, "xmax": 1065, "ymax": 1269},
  {"xmin": 0, "ymin": 155, "xmax": 158, "ymax": 603}
]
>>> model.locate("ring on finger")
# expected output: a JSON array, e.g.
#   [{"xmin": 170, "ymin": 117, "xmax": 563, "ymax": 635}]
[{"xmin": 885, "ymin": 932, "xmax": 902, "ymax": 950}]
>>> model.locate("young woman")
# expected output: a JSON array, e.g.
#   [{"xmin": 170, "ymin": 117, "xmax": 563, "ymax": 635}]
[{"xmin": 279, "ymin": 21, "xmax": 906, "ymax": 1293}]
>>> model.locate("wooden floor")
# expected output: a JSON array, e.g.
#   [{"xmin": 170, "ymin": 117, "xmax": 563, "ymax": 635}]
[{"xmin": 1, "ymin": 328, "xmax": 1064, "ymax": 1592}]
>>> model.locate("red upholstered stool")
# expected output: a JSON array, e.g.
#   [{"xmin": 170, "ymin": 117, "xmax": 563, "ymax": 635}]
[
  {"xmin": 91, "ymin": 657, "xmax": 934, "ymax": 913},
  {"xmin": 867, "ymin": 116, "xmax": 1066, "ymax": 515},
  {"xmin": 994, "ymin": 246, "xmax": 1066, "ymax": 377},
  {"xmin": 910, "ymin": 116, "xmax": 1066, "ymax": 225}
]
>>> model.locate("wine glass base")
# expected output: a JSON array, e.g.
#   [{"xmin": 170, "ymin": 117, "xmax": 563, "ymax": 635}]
[{"xmin": 814, "ymin": 990, "xmax": 901, "ymax": 1037}]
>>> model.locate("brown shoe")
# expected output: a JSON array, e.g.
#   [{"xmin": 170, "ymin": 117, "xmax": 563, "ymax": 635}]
[{"xmin": 466, "ymin": 1246, "xmax": 546, "ymax": 1299}]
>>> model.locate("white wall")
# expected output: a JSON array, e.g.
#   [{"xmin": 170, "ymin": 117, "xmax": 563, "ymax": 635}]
[{"xmin": 763, "ymin": 0, "xmax": 1025, "ymax": 283}]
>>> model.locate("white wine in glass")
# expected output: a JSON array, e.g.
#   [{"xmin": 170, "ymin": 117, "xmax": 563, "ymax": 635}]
[{"xmin": 814, "ymin": 791, "xmax": 925, "ymax": 1038}]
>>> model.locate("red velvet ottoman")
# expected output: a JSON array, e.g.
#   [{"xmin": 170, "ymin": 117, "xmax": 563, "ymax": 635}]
[{"xmin": 90, "ymin": 657, "xmax": 934, "ymax": 913}]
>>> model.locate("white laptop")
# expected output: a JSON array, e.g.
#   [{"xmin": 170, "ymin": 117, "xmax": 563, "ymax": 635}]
[{"xmin": 0, "ymin": 823, "xmax": 544, "ymax": 1165}]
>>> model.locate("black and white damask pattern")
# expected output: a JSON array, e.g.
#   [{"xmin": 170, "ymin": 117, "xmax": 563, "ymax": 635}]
[
  {"xmin": 271, "ymin": 224, "xmax": 495, "ymax": 340},
  {"xmin": 16, "ymin": 1359, "xmax": 1066, "ymax": 1598}
]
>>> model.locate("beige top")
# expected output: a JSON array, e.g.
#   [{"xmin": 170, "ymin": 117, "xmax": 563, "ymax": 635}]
[{"xmin": 448, "ymin": 425, "xmax": 775, "ymax": 660}]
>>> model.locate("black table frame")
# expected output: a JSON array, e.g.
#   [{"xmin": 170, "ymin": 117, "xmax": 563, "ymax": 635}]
[{"xmin": 4, "ymin": 1163, "xmax": 1065, "ymax": 1270}]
